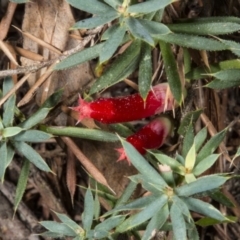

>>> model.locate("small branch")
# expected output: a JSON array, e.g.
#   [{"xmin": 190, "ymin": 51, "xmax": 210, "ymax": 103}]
[{"xmin": 0, "ymin": 35, "xmax": 93, "ymax": 79}]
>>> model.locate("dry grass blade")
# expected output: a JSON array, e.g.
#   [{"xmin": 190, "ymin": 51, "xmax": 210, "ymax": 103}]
[
  {"xmin": 17, "ymin": 62, "xmax": 56, "ymax": 107},
  {"xmin": 214, "ymin": 224, "xmax": 232, "ymax": 240},
  {"xmin": 0, "ymin": 2, "xmax": 17, "ymax": 40},
  {"xmin": 61, "ymin": 137, "xmax": 115, "ymax": 195},
  {"xmin": 13, "ymin": 26, "xmax": 62, "ymax": 55},
  {"xmin": 164, "ymin": 84, "xmax": 175, "ymax": 117},
  {"xmin": 0, "ymin": 73, "xmax": 31, "ymax": 107},
  {"xmin": 66, "ymin": 148, "xmax": 76, "ymax": 206},
  {"xmin": 4, "ymin": 43, "xmax": 44, "ymax": 62},
  {"xmin": 200, "ymin": 50, "xmax": 210, "ymax": 70},
  {"xmin": 69, "ymin": 33, "xmax": 83, "ymax": 40},
  {"xmin": 0, "ymin": 40, "xmax": 19, "ymax": 66},
  {"xmin": 124, "ymin": 79, "xmax": 139, "ymax": 91}
]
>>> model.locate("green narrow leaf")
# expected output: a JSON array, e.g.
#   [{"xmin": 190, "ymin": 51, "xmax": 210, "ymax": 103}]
[
  {"xmin": 176, "ymin": 175, "xmax": 229, "ymax": 197},
  {"xmin": 176, "ymin": 154, "xmax": 185, "ymax": 165},
  {"xmin": 142, "ymin": 204, "xmax": 169, "ymax": 240},
  {"xmin": 208, "ymin": 69, "xmax": 240, "ymax": 81},
  {"xmin": 206, "ymin": 79, "xmax": 240, "ymax": 89},
  {"xmin": 151, "ymin": 8, "xmax": 164, "ymax": 22},
  {"xmin": 0, "ymin": 145, "xmax": 15, "ymax": 183},
  {"xmin": 19, "ymin": 89, "xmax": 63, "ymax": 129},
  {"xmin": 196, "ymin": 128, "xmax": 227, "ymax": 164},
  {"xmin": 120, "ymin": 138, "xmax": 168, "ymax": 188},
  {"xmin": 195, "ymin": 127, "xmax": 207, "ymax": 153},
  {"xmin": 99, "ymin": 25, "xmax": 126, "ymax": 64},
  {"xmin": 94, "ymin": 190, "xmax": 100, "ymax": 219},
  {"xmin": 116, "ymin": 195, "xmax": 168, "ymax": 232},
  {"xmin": 193, "ymin": 154, "xmax": 220, "ymax": 176},
  {"xmin": 0, "ymin": 142, "xmax": 8, "ymax": 182},
  {"xmin": 170, "ymin": 201, "xmax": 187, "ymax": 240},
  {"xmin": 54, "ymin": 212, "xmax": 83, "ymax": 234},
  {"xmin": 41, "ymin": 231, "xmax": 65, "ymax": 238},
  {"xmin": 231, "ymin": 146, "xmax": 240, "ymax": 165},
  {"xmin": 187, "ymin": 16, "xmax": 240, "ymax": 24},
  {"xmin": 101, "ymin": 24, "xmax": 118, "ymax": 40},
  {"xmin": 3, "ymin": 76, "xmax": 14, "ymax": 95},
  {"xmin": 167, "ymin": 21, "xmax": 240, "ymax": 35},
  {"xmin": 183, "ymin": 48, "xmax": 191, "ymax": 75},
  {"xmin": 160, "ymin": 170, "xmax": 176, "ymax": 187},
  {"xmin": 0, "ymin": 117, "xmax": 3, "ymax": 130},
  {"xmin": 95, "ymin": 215, "xmax": 125, "ymax": 233},
  {"xmin": 187, "ymin": 221, "xmax": 200, "ymax": 240},
  {"xmin": 109, "ymin": 123, "xmax": 134, "ymax": 138},
  {"xmin": 185, "ymin": 142, "xmax": 196, "ymax": 171},
  {"xmin": 208, "ymin": 190, "xmax": 234, "ymax": 208},
  {"xmin": 40, "ymin": 221, "xmax": 77, "ymax": 237},
  {"xmin": 128, "ymin": 0, "xmax": 173, "ymax": 14},
  {"xmin": 3, "ymin": 94, "xmax": 16, "ymax": 127},
  {"xmin": 82, "ymin": 188, "xmax": 94, "ymax": 231},
  {"xmin": 90, "ymin": 40, "xmax": 141, "ymax": 94},
  {"xmin": 129, "ymin": 175, "xmax": 163, "ymax": 195},
  {"xmin": 41, "ymin": 88, "xmax": 63, "ymax": 109},
  {"xmin": 182, "ymin": 197, "xmax": 226, "ymax": 221},
  {"xmin": 156, "ymin": 33, "xmax": 227, "ymax": 51},
  {"xmin": 13, "ymin": 141, "xmax": 51, "ymax": 172},
  {"xmin": 13, "ymin": 130, "xmax": 52, "ymax": 142},
  {"xmin": 219, "ymin": 38, "xmax": 240, "ymax": 57},
  {"xmin": 86, "ymin": 230, "xmax": 94, "ymax": 239},
  {"xmin": 185, "ymin": 64, "xmax": 219, "ymax": 80},
  {"xmin": 195, "ymin": 216, "xmax": 236, "ymax": 227},
  {"xmin": 172, "ymin": 195, "xmax": 192, "ymax": 222},
  {"xmin": 2, "ymin": 127, "xmax": 23, "ymax": 138},
  {"xmin": 73, "ymin": 236, "xmax": 84, "ymax": 240},
  {"xmin": 182, "ymin": 125, "xmax": 194, "ymax": 159},
  {"xmin": 88, "ymin": 177, "xmax": 117, "ymax": 203},
  {"xmin": 125, "ymin": 17, "xmax": 154, "ymax": 46},
  {"xmin": 205, "ymin": 68, "xmax": 240, "ymax": 89},
  {"xmin": 185, "ymin": 173, "xmax": 196, "ymax": 184},
  {"xmin": 66, "ymin": 0, "xmax": 113, "ymax": 14},
  {"xmin": 103, "ymin": 0, "xmax": 122, "ymax": 9},
  {"xmin": 115, "ymin": 181, "xmax": 138, "ymax": 208},
  {"xmin": 92, "ymin": 229, "xmax": 108, "ymax": 239},
  {"xmin": 219, "ymin": 59, "xmax": 240, "ymax": 69},
  {"xmin": 178, "ymin": 109, "xmax": 202, "ymax": 135},
  {"xmin": 55, "ymin": 43, "xmax": 104, "ymax": 70},
  {"xmin": 72, "ymin": 12, "xmax": 118, "ymax": 30},
  {"xmin": 41, "ymin": 126, "xmax": 118, "ymax": 142},
  {"xmin": 137, "ymin": 19, "xmax": 170, "ymax": 35},
  {"xmin": 14, "ymin": 159, "xmax": 30, "ymax": 211},
  {"xmin": 108, "ymin": 194, "xmax": 157, "ymax": 215},
  {"xmin": 159, "ymin": 40, "xmax": 182, "ymax": 103},
  {"xmin": 151, "ymin": 153, "xmax": 185, "ymax": 175},
  {"xmin": 19, "ymin": 108, "xmax": 50, "ymax": 129},
  {"xmin": 138, "ymin": 43, "xmax": 152, "ymax": 100}
]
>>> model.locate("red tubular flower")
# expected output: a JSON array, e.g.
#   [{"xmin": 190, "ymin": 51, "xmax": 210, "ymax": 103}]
[
  {"xmin": 116, "ymin": 117, "xmax": 172, "ymax": 165},
  {"xmin": 71, "ymin": 83, "xmax": 175, "ymax": 124}
]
